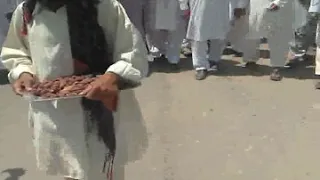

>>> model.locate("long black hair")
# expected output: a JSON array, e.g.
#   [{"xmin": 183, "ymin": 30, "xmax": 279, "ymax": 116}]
[{"xmin": 21, "ymin": 0, "xmax": 116, "ymax": 179}]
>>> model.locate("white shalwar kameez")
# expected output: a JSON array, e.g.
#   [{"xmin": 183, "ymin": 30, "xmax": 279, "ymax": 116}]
[
  {"xmin": 1, "ymin": 1, "xmax": 148, "ymax": 180},
  {"xmin": 180, "ymin": 0, "xmax": 233, "ymax": 70},
  {"xmin": 309, "ymin": 0, "xmax": 320, "ymax": 75},
  {"xmin": 145, "ymin": 0, "xmax": 186, "ymax": 64},
  {"xmin": 144, "ymin": 0, "xmax": 166, "ymax": 58},
  {"xmin": 229, "ymin": 0, "xmax": 294, "ymax": 67},
  {"xmin": 227, "ymin": 0, "xmax": 260, "ymax": 63}
]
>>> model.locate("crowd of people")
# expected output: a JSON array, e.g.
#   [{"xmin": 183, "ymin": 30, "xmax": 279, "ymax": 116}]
[
  {"xmin": 0, "ymin": 0, "xmax": 320, "ymax": 180},
  {"xmin": 117, "ymin": 0, "xmax": 320, "ymax": 85}
]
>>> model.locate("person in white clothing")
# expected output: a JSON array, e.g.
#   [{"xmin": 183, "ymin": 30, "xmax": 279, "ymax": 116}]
[
  {"xmin": 180, "ymin": 0, "xmax": 245, "ymax": 80},
  {"xmin": 228, "ymin": 0, "xmax": 260, "ymax": 70},
  {"xmin": 229, "ymin": 0, "xmax": 294, "ymax": 81},
  {"xmin": 1, "ymin": 0, "xmax": 148, "ymax": 180},
  {"xmin": 145, "ymin": 0, "xmax": 187, "ymax": 71},
  {"xmin": 309, "ymin": 0, "xmax": 320, "ymax": 88}
]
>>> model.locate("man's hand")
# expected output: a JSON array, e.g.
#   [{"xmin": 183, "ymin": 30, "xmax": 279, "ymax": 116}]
[
  {"xmin": 267, "ymin": 3, "xmax": 280, "ymax": 11},
  {"xmin": 80, "ymin": 72, "xmax": 119, "ymax": 111},
  {"xmin": 12, "ymin": 72, "xmax": 35, "ymax": 96},
  {"xmin": 233, "ymin": 8, "xmax": 246, "ymax": 19}
]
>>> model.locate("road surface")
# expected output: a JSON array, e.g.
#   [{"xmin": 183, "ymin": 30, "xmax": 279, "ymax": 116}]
[{"xmin": 1, "ymin": 47, "xmax": 320, "ymax": 180}]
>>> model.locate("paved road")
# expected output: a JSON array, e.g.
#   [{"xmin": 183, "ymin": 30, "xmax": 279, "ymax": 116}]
[{"xmin": 1, "ymin": 49, "xmax": 320, "ymax": 180}]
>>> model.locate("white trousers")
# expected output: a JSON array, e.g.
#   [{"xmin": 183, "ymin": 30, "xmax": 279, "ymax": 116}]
[
  {"xmin": 315, "ymin": 21, "xmax": 320, "ymax": 75},
  {"xmin": 267, "ymin": 29, "xmax": 292, "ymax": 67},
  {"xmin": 166, "ymin": 18, "xmax": 186, "ymax": 64},
  {"xmin": 149, "ymin": 17, "xmax": 186, "ymax": 64},
  {"xmin": 227, "ymin": 16, "xmax": 260, "ymax": 62},
  {"xmin": 228, "ymin": 13, "xmax": 292, "ymax": 67},
  {"xmin": 191, "ymin": 39, "xmax": 225, "ymax": 70}
]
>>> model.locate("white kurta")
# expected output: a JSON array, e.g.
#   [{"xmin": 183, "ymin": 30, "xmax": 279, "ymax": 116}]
[
  {"xmin": 144, "ymin": 0, "xmax": 186, "ymax": 61},
  {"xmin": 1, "ymin": 1, "xmax": 148, "ymax": 179},
  {"xmin": 247, "ymin": 0, "xmax": 294, "ymax": 39},
  {"xmin": 227, "ymin": 0, "xmax": 260, "ymax": 61},
  {"xmin": 180, "ymin": 0, "xmax": 234, "ymax": 41}
]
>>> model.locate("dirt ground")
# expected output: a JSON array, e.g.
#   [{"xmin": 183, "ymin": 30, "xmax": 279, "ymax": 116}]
[{"xmin": 1, "ymin": 45, "xmax": 320, "ymax": 180}]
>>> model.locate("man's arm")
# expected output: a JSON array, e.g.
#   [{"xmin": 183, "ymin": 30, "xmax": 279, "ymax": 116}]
[
  {"xmin": 98, "ymin": 0, "xmax": 149, "ymax": 86},
  {"xmin": 1, "ymin": 3, "xmax": 33, "ymax": 83}
]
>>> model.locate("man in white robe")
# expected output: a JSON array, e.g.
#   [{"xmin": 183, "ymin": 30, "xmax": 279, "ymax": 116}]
[
  {"xmin": 145, "ymin": 0, "xmax": 187, "ymax": 71},
  {"xmin": 118, "ymin": 0, "xmax": 154, "ymax": 63},
  {"xmin": 1, "ymin": 0, "xmax": 148, "ymax": 180},
  {"xmin": 228, "ymin": 0, "xmax": 294, "ymax": 81},
  {"xmin": 144, "ymin": 0, "xmax": 167, "ymax": 60},
  {"xmin": 180, "ymin": 0, "xmax": 241, "ymax": 80},
  {"xmin": 227, "ymin": 0, "xmax": 260, "ymax": 69},
  {"xmin": 309, "ymin": 0, "xmax": 320, "ymax": 88}
]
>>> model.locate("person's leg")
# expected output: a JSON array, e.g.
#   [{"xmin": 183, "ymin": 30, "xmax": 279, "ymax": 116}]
[
  {"xmin": 288, "ymin": 12, "xmax": 318, "ymax": 66},
  {"xmin": 181, "ymin": 16, "xmax": 192, "ymax": 56},
  {"xmin": 268, "ymin": 28, "xmax": 292, "ymax": 81},
  {"xmin": 166, "ymin": 16, "xmax": 186, "ymax": 70},
  {"xmin": 227, "ymin": 15, "xmax": 253, "ymax": 58},
  {"xmin": 191, "ymin": 40, "xmax": 209, "ymax": 80},
  {"xmin": 207, "ymin": 39, "xmax": 225, "ymax": 71},
  {"xmin": 314, "ymin": 20, "xmax": 320, "ymax": 89},
  {"xmin": 148, "ymin": 30, "xmax": 168, "ymax": 58},
  {"xmin": 241, "ymin": 39, "xmax": 260, "ymax": 69}
]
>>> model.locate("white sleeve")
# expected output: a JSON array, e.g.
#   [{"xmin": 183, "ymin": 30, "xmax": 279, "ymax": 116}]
[
  {"xmin": 1, "ymin": 3, "xmax": 34, "ymax": 83},
  {"xmin": 98, "ymin": 0, "xmax": 149, "ymax": 83}
]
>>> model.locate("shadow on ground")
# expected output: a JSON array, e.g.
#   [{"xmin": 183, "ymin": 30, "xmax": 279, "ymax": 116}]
[
  {"xmin": 148, "ymin": 47, "xmax": 317, "ymax": 80},
  {"xmin": 1, "ymin": 168, "xmax": 26, "ymax": 180},
  {"xmin": 0, "ymin": 69, "xmax": 9, "ymax": 85}
]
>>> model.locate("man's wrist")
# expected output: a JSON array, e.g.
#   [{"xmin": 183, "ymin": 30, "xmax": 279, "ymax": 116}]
[
  {"xmin": 105, "ymin": 72, "xmax": 120, "ymax": 85},
  {"xmin": 18, "ymin": 72, "xmax": 34, "ymax": 79}
]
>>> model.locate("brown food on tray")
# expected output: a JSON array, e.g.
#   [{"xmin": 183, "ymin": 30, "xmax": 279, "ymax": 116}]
[{"xmin": 28, "ymin": 75, "xmax": 96, "ymax": 98}]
